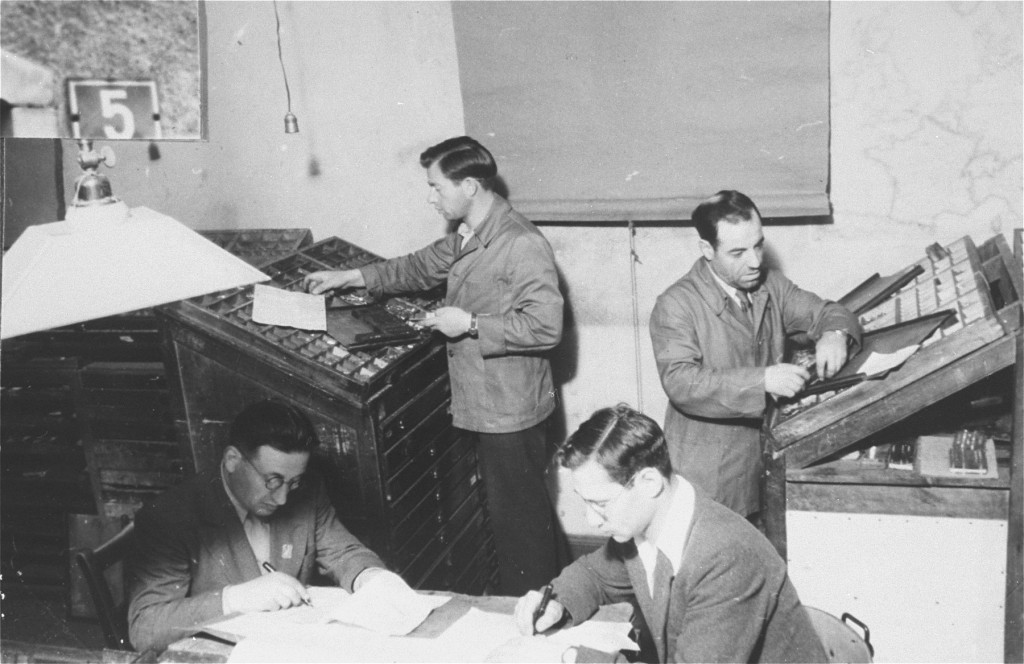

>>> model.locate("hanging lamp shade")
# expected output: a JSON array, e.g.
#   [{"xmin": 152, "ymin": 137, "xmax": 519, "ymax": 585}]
[{"xmin": 1, "ymin": 206, "xmax": 269, "ymax": 339}]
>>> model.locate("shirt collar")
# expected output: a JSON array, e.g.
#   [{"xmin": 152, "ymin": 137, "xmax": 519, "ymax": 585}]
[
  {"xmin": 708, "ymin": 265, "xmax": 746, "ymax": 308},
  {"xmin": 465, "ymin": 194, "xmax": 511, "ymax": 248},
  {"xmin": 636, "ymin": 475, "xmax": 695, "ymax": 578}
]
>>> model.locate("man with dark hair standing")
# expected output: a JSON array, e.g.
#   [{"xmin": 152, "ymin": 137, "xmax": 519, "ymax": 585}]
[
  {"xmin": 304, "ymin": 136, "xmax": 565, "ymax": 595},
  {"xmin": 649, "ymin": 190, "xmax": 860, "ymax": 518},
  {"xmin": 127, "ymin": 400, "xmax": 387, "ymax": 651},
  {"xmin": 501, "ymin": 405, "xmax": 825, "ymax": 664}
]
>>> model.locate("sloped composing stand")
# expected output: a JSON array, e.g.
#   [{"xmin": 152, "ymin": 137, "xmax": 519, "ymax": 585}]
[{"xmin": 762, "ymin": 233, "xmax": 1022, "ymax": 661}]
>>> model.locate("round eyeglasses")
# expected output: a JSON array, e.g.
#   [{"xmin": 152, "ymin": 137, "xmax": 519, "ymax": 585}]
[
  {"xmin": 579, "ymin": 474, "xmax": 637, "ymax": 520},
  {"xmin": 240, "ymin": 454, "xmax": 304, "ymax": 493}
]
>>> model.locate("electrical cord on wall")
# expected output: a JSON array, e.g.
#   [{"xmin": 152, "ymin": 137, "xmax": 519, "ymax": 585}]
[
  {"xmin": 628, "ymin": 221, "xmax": 644, "ymax": 412},
  {"xmin": 274, "ymin": 0, "xmax": 298, "ymax": 133}
]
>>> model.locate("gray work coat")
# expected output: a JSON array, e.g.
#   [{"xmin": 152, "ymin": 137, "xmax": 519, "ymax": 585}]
[
  {"xmin": 361, "ymin": 195, "xmax": 563, "ymax": 433},
  {"xmin": 650, "ymin": 258, "xmax": 860, "ymax": 515}
]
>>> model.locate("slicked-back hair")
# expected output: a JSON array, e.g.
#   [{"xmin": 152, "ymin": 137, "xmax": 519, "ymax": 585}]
[
  {"xmin": 558, "ymin": 405, "xmax": 672, "ymax": 484},
  {"xmin": 692, "ymin": 190, "xmax": 762, "ymax": 248},
  {"xmin": 229, "ymin": 400, "xmax": 318, "ymax": 456},
  {"xmin": 419, "ymin": 136, "xmax": 497, "ymax": 191}
]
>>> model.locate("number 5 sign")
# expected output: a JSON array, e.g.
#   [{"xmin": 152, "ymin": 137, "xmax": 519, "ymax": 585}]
[{"xmin": 68, "ymin": 80, "xmax": 162, "ymax": 140}]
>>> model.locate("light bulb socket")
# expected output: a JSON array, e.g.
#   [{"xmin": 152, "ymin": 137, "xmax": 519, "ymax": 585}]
[{"xmin": 284, "ymin": 112, "xmax": 299, "ymax": 134}]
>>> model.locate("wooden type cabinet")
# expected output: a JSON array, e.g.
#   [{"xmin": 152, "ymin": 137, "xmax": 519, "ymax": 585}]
[
  {"xmin": 0, "ymin": 353, "xmax": 93, "ymax": 592},
  {"xmin": 157, "ymin": 236, "xmax": 498, "ymax": 595}
]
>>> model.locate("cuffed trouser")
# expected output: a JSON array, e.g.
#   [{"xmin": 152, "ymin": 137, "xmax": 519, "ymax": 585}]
[{"xmin": 474, "ymin": 421, "xmax": 565, "ymax": 595}]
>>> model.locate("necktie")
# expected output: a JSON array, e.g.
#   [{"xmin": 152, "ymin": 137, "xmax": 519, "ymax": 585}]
[
  {"xmin": 244, "ymin": 513, "xmax": 271, "ymax": 569},
  {"xmin": 650, "ymin": 549, "xmax": 674, "ymax": 661},
  {"xmin": 652, "ymin": 549, "xmax": 674, "ymax": 608},
  {"xmin": 739, "ymin": 293, "xmax": 755, "ymax": 327}
]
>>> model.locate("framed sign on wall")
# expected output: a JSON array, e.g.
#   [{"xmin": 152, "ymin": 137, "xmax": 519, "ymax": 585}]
[
  {"xmin": 1, "ymin": 0, "xmax": 202, "ymax": 140},
  {"xmin": 67, "ymin": 80, "xmax": 162, "ymax": 140}
]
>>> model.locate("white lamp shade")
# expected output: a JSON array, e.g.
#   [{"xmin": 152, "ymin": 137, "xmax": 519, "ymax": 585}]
[{"xmin": 1, "ymin": 206, "xmax": 269, "ymax": 339}]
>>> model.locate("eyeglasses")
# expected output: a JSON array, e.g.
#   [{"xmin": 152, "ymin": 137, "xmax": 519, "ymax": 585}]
[
  {"xmin": 580, "ymin": 474, "xmax": 637, "ymax": 520},
  {"xmin": 240, "ymin": 454, "xmax": 304, "ymax": 493}
]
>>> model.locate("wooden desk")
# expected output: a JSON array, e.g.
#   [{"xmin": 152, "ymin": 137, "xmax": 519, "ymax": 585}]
[{"xmin": 159, "ymin": 592, "xmax": 633, "ymax": 663}]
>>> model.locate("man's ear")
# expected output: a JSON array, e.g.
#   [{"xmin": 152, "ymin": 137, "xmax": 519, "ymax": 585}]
[
  {"xmin": 636, "ymin": 467, "xmax": 666, "ymax": 499},
  {"xmin": 223, "ymin": 445, "xmax": 242, "ymax": 472},
  {"xmin": 460, "ymin": 177, "xmax": 479, "ymax": 197},
  {"xmin": 698, "ymin": 238, "xmax": 716, "ymax": 262}
]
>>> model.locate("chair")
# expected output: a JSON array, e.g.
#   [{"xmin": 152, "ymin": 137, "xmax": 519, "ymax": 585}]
[
  {"xmin": 74, "ymin": 520, "xmax": 135, "ymax": 650},
  {"xmin": 805, "ymin": 607, "xmax": 873, "ymax": 663}
]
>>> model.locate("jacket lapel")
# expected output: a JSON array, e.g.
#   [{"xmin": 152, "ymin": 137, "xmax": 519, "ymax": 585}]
[
  {"xmin": 197, "ymin": 475, "xmax": 262, "ymax": 585},
  {"xmin": 626, "ymin": 555, "xmax": 672, "ymax": 663}
]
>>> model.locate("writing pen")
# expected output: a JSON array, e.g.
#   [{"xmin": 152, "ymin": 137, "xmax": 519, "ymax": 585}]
[
  {"xmin": 532, "ymin": 584, "xmax": 553, "ymax": 635},
  {"xmin": 262, "ymin": 561, "xmax": 314, "ymax": 607}
]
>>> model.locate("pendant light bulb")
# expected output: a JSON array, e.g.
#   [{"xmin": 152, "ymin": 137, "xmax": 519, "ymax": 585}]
[{"xmin": 284, "ymin": 112, "xmax": 299, "ymax": 134}]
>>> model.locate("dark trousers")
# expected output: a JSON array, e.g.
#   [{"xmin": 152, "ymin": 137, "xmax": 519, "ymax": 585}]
[{"xmin": 474, "ymin": 422, "xmax": 566, "ymax": 595}]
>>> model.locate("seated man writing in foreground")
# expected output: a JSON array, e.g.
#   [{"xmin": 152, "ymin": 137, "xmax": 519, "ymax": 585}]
[
  {"xmin": 505, "ymin": 405, "xmax": 825, "ymax": 663},
  {"xmin": 127, "ymin": 400, "xmax": 388, "ymax": 651}
]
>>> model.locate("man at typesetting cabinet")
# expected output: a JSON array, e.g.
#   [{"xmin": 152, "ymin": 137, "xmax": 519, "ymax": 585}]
[
  {"xmin": 650, "ymin": 190, "xmax": 861, "ymax": 520},
  {"xmin": 304, "ymin": 136, "xmax": 565, "ymax": 595}
]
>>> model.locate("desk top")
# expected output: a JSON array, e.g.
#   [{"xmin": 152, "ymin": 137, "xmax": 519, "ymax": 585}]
[{"xmin": 159, "ymin": 592, "xmax": 632, "ymax": 663}]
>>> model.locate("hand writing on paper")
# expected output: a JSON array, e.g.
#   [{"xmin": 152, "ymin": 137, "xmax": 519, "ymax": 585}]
[
  {"xmin": 764, "ymin": 363, "xmax": 811, "ymax": 399},
  {"xmin": 222, "ymin": 572, "xmax": 312, "ymax": 614},
  {"xmin": 514, "ymin": 589, "xmax": 565, "ymax": 636},
  {"xmin": 303, "ymin": 269, "xmax": 365, "ymax": 295},
  {"xmin": 814, "ymin": 331, "xmax": 849, "ymax": 379},
  {"xmin": 419, "ymin": 307, "xmax": 473, "ymax": 339}
]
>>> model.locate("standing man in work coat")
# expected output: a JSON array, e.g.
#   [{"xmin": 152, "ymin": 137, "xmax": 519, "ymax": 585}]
[
  {"xmin": 649, "ymin": 190, "xmax": 861, "ymax": 519},
  {"xmin": 304, "ymin": 136, "xmax": 565, "ymax": 594}
]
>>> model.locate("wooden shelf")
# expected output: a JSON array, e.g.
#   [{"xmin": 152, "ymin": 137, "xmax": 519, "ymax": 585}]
[{"xmin": 787, "ymin": 459, "xmax": 1010, "ymax": 489}]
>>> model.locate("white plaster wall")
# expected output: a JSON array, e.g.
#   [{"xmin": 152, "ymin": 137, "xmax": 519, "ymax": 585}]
[
  {"xmin": 551, "ymin": 1, "xmax": 1023, "ymax": 536},
  {"xmin": 787, "ymin": 510, "xmax": 1008, "ymax": 662},
  {"xmin": 59, "ymin": 0, "xmax": 464, "ymax": 256}
]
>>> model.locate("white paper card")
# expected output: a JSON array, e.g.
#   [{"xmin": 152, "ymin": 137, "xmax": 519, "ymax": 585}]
[
  {"xmin": 859, "ymin": 344, "xmax": 920, "ymax": 378},
  {"xmin": 251, "ymin": 283, "xmax": 326, "ymax": 331}
]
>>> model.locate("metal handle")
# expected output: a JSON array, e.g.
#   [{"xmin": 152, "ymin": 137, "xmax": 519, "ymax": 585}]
[{"xmin": 841, "ymin": 612, "xmax": 873, "ymax": 657}]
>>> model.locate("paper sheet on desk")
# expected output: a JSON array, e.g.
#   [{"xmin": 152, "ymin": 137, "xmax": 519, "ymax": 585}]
[
  {"xmin": 211, "ymin": 576, "xmax": 449, "ymax": 641},
  {"xmin": 225, "ymin": 607, "xmax": 637, "ymax": 663},
  {"xmin": 438, "ymin": 608, "xmax": 638, "ymax": 660},
  {"xmin": 226, "ymin": 623, "xmax": 452, "ymax": 663},
  {"xmin": 858, "ymin": 344, "xmax": 919, "ymax": 378},
  {"xmin": 251, "ymin": 283, "xmax": 326, "ymax": 331},
  {"xmin": 322, "ymin": 572, "xmax": 451, "ymax": 635}
]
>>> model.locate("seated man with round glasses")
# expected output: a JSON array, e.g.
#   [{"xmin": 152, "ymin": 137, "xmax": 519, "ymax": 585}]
[
  {"xmin": 127, "ymin": 400, "xmax": 388, "ymax": 651},
  {"xmin": 498, "ymin": 405, "xmax": 824, "ymax": 663}
]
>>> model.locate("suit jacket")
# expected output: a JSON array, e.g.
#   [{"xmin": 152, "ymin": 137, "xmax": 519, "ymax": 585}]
[
  {"xmin": 360, "ymin": 194, "xmax": 563, "ymax": 433},
  {"xmin": 650, "ymin": 258, "xmax": 861, "ymax": 515},
  {"xmin": 551, "ymin": 492, "xmax": 826, "ymax": 663},
  {"xmin": 126, "ymin": 472, "xmax": 384, "ymax": 651}
]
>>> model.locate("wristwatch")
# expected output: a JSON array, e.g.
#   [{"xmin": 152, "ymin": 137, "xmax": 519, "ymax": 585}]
[{"xmin": 468, "ymin": 313, "xmax": 479, "ymax": 338}]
